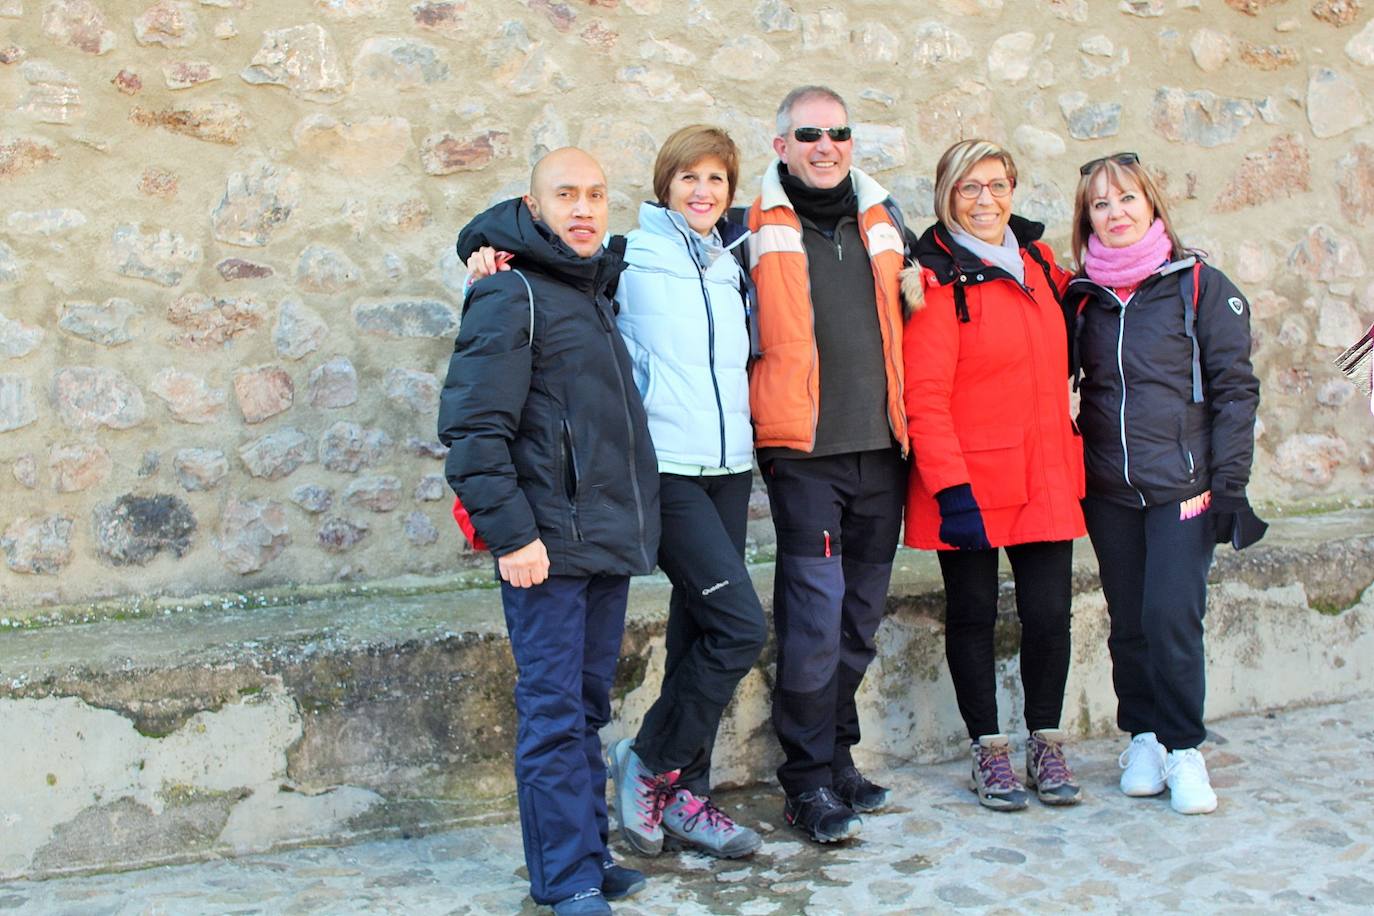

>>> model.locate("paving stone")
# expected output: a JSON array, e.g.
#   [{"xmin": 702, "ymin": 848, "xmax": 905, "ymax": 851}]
[
  {"xmin": 52, "ymin": 367, "xmax": 146, "ymax": 430},
  {"xmin": 1, "ymin": 515, "xmax": 73, "ymax": 574},
  {"xmin": 149, "ymin": 369, "xmax": 227, "ymax": 424},
  {"xmin": 48, "ymin": 442, "xmax": 110, "ymax": 492},
  {"xmin": 93, "ymin": 493, "xmax": 196, "ymax": 566},
  {"xmin": 217, "ymin": 497, "xmax": 288, "ymax": 573},
  {"xmin": 173, "ymin": 448, "xmax": 228, "ymax": 491}
]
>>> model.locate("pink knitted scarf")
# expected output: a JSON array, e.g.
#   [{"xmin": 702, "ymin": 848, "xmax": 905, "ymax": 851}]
[{"xmin": 1083, "ymin": 218, "xmax": 1172, "ymax": 288}]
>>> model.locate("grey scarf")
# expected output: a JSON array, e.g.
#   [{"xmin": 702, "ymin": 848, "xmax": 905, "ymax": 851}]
[{"xmin": 949, "ymin": 225, "xmax": 1025, "ymax": 285}]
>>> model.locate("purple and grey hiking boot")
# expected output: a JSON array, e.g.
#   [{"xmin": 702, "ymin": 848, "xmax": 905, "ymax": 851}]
[
  {"xmin": 969, "ymin": 734, "xmax": 1028, "ymax": 811},
  {"xmin": 1025, "ymin": 728, "xmax": 1082, "ymax": 806},
  {"xmin": 661, "ymin": 789, "xmax": 762, "ymax": 858},
  {"xmin": 608, "ymin": 738, "xmax": 678, "ymax": 856}
]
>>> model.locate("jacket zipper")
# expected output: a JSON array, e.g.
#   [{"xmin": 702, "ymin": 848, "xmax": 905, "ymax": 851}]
[
  {"xmin": 673, "ymin": 223, "xmax": 729, "ymax": 468},
  {"xmin": 1110, "ymin": 291, "xmax": 1147, "ymax": 507},
  {"xmin": 561, "ymin": 417, "xmax": 583, "ymax": 541},
  {"xmin": 596, "ymin": 293, "xmax": 650, "ymax": 569}
]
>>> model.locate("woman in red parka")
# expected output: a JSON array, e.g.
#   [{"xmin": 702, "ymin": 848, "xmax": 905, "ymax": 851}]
[{"xmin": 901, "ymin": 139, "xmax": 1086, "ymax": 812}]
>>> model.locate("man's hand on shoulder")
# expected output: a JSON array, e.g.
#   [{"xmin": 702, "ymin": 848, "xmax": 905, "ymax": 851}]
[
  {"xmin": 465, "ymin": 246, "xmax": 513, "ymax": 287},
  {"xmin": 497, "ymin": 538, "xmax": 550, "ymax": 588}
]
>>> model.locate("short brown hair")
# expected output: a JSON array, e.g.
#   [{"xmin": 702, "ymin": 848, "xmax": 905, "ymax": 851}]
[
  {"xmin": 1072, "ymin": 155, "xmax": 1188, "ymax": 266},
  {"xmin": 933, "ymin": 139, "xmax": 1019, "ymax": 229},
  {"xmin": 651, "ymin": 125, "xmax": 741, "ymax": 209}
]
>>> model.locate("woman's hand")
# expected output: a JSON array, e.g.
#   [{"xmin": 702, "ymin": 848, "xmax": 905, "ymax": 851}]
[
  {"xmin": 465, "ymin": 246, "xmax": 513, "ymax": 283},
  {"xmin": 1180, "ymin": 490, "xmax": 1211, "ymax": 521}
]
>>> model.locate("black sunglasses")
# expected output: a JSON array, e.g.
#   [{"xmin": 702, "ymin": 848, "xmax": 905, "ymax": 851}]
[
  {"xmin": 1079, "ymin": 152, "xmax": 1140, "ymax": 175},
  {"xmin": 792, "ymin": 126, "xmax": 852, "ymax": 143}
]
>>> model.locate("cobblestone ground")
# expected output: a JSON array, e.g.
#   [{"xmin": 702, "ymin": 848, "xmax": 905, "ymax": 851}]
[{"xmin": 5, "ymin": 697, "xmax": 1373, "ymax": 915}]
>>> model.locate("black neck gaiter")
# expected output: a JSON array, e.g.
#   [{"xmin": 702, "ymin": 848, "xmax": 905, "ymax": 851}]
[{"xmin": 778, "ymin": 165, "xmax": 857, "ymax": 234}]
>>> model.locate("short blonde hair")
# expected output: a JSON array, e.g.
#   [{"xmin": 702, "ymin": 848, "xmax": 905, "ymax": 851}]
[
  {"xmin": 933, "ymin": 139, "xmax": 1019, "ymax": 229},
  {"xmin": 1072, "ymin": 156, "xmax": 1188, "ymax": 266},
  {"xmin": 651, "ymin": 125, "xmax": 740, "ymax": 209}
]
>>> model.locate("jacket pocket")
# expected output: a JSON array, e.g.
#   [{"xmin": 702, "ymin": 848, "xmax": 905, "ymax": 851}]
[
  {"xmin": 959, "ymin": 425, "xmax": 1029, "ymax": 509},
  {"xmin": 561, "ymin": 417, "xmax": 583, "ymax": 541}
]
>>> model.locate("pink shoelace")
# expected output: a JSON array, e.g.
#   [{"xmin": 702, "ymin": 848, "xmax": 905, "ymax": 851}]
[
  {"xmin": 978, "ymin": 744, "xmax": 1020, "ymax": 791},
  {"xmin": 674, "ymin": 793, "xmax": 737, "ymax": 835},
  {"xmin": 634, "ymin": 771, "xmax": 678, "ymax": 827}
]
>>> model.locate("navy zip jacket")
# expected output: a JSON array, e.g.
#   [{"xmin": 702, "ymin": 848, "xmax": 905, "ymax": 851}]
[
  {"xmin": 1071, "ymin": 259, "xmax": 1259, "ymax": 509},
  {"xmin": 438, "ymin": 198, "xmax": 660, "ymax": 576}
]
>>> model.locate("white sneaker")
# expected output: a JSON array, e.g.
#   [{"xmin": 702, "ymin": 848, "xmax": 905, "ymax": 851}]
[
  {"xmin": 1164, "ymin": 747, "xmax": 1218, "ymax": 815},
  {"xmin": 1118, "ymin": 732, "xmax": 1166, "ymax": 797}
]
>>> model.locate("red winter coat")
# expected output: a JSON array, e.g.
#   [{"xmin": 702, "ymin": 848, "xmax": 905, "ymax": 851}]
[{"xmin": 902, "ymin": 217, "xmax": 1085, "ymax": 550}]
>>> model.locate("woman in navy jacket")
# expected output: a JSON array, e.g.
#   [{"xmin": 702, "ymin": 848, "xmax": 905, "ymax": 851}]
[{"xmin": 1070, "ymin": 152, "xmax": 1264, "ymax": 816}]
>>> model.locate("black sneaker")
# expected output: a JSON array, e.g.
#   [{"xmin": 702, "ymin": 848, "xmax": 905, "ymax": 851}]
[
  {"xmin": 783, "ymin": 786, "xmax": 862, "ymax": 843},
  {"xmin": 833, "ymin": 766, "xmax": 890, "ymax": 813},
  {"xmin": 600, "ymin": 858, "xmax": 646, "ymax": 900}
]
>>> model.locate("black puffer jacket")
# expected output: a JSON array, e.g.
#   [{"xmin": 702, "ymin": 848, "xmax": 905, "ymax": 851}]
[
  {"xmin": 1071, "ymin": 259, "xmax": 1259, "ymax": 508},
  {"xmin": 438, "ymin": 198, "xmax": 660, "ymax": 577}
]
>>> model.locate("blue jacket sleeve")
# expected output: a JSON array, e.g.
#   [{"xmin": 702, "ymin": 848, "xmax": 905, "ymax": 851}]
[{"xmin": 437, "ymin": 275, "xmax": 538, "ymax": 556}]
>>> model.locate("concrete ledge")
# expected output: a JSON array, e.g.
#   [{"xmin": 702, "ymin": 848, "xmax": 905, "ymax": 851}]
[{"xmin": 1, "ymin": 510, "xmax": 1371, "ymax": 880}]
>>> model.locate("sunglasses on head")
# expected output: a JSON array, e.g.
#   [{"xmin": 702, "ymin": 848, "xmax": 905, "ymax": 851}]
[
  {"xmin": 792, "ymin": 125, "xmax": 852, "ymax": 143},
  {"xmin": 1079, "ymin": 152, "xmax": 1140, "ymax": 176}
]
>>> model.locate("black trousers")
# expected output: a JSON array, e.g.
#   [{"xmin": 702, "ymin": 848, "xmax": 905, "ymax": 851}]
[
  {"xmin": 1082, "ymin": 496, "xmax": 1215, "ymax": 751},
  {"xmin": 937, "ymin": 540, "xmax": 1074, "ymax": 740},
  {"xmin": 634, "ymin": 472, "xmax": 767, "ymax": 796},
  {"xmin": 765, "ymin": 448, "xmax": 907, "ymax": 795}
]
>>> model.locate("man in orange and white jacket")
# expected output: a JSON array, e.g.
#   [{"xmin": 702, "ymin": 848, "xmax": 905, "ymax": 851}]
[{"xmin": 747, "ymin": 85, "xmax": 909, "ymax": 845}]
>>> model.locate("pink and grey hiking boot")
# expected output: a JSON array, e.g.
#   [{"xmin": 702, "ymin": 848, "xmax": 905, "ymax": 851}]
[
  {"xmin": 969, "ymin": 734, "xmax": 1028, "ymax": 811},
  {"xmin": 661, "ymin": 789, "xmax": 762, "ymax": 858},
  {"xmin": 1025, "ymin": 728, "xmax": 1082, "ymax": 806},
  {"xmin": 608, "ymin": 738, "xmax": 678, "ymax": 856}
]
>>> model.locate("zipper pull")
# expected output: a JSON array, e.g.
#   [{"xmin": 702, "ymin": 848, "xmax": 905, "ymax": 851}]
[{"xmin": 823, "ymin": 529, "xmax": 831, "ymax": 558}]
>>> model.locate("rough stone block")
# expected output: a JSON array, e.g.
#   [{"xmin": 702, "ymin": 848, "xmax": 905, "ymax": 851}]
[
  {"xmin": 173, "ymin": 449, "xmax": 228, "ymax": 491},
  {"xmin": 319, "ymin": 421, "xmax": 390, "ymax": 473},
  {"xmin": 149, "ymin": 369, "xmax": 227, "ymax": 424},
  {"xmin": 217, "ymin": 498, "xmax": 289, "ymax": 573},
  {"xmin": 233, "ymin": 366, "xmax": 294, "ymax": 425},
  {"xmin": 109, "ymin": 224, "xmax": 201, "ymax": 287},
  {"xmin": 212, "ymin": 162, "xmax": 301, "ymax": 247},
  {"xmin": 93, "ymin": 494, "xmax": 197, "ymax": 566},
  {"xmin": 129, "ymin": 99, "xmax": 250, "ymax": 145},
  {"xmin": 0, "ymin": 312, "xmax": 43, "ymax": 359},
  {"xmin": 352, "ymin": 299, "xmax": 458, "ymax": 338},
  {"xmin": 382, "ymin": 368, "xmax": 439, "ymax": 415},
  {"xmin": 41, "ymin": 0, "xmax": 115, "ymax": 55},
  {"xmin": 52, "ymin": 368, "xmax": 146, "ymax": 430},
  {"xmin": 306, "ymin": 356, "xmax": 357, "ymax": 409},
  {"xmin": 49, "ymin": 443, "xmax": 110, "ymax": 493},
  {"xmin": 272, "ymin": 298, "xmax": 327, "ymax": 360},
  {"xmin": 239, "ymin": 428, "xmax": 311, "ymax": 481},
  {"xmin": 240, "ymin": 24, "xmax": 348, "ymax": 102},
  {"xmin": 0, "ymin": 374, "xmax": 38, "ymax": 432},
  {"xmin": 1, "ymin": 515, "xmax": 73, "ymax": 574}
]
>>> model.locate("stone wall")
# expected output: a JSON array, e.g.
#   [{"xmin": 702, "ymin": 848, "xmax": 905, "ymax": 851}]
[{"xmin": 1, "ymin": 0, "xmax": 1372, "ymax": 612}]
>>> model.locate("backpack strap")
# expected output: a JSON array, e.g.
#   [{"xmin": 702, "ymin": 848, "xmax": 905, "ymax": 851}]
[
  {"xmin": 880, "ymin": 197, "xmax": 912, "ymax": 261},
  {"xmin": 1023, "ymin": 243, "xmax": 1064, "ymax": 307},
  {"xmin": 1179, "ymin": 261, "xmax": 1203, "ymax": 403},
  {"xmin": 511, "ymin": 268, "xmax": 535, "ymax": 346}
]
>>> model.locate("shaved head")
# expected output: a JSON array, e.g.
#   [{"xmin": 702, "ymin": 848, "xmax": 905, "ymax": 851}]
[{"xmin": 524, "ymin": 147, "xmax": 610, "ymax": 258}]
